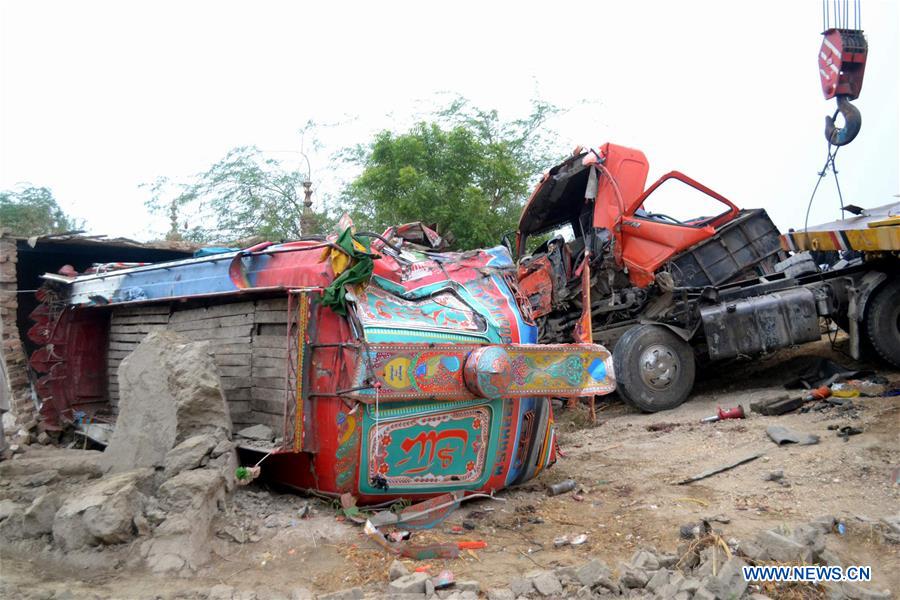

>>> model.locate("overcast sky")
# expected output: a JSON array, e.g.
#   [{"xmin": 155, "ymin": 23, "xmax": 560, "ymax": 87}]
[{"xmin": 1, "ymin": 1, "xmax": 897, "ymax": 241}]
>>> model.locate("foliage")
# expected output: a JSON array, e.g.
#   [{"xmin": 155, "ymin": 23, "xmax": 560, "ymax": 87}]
[
  {"xmin": 341, "ymin": 98, "xmax": 564, "ymax": 249},
  {"xmin": 145, "ymin": 146, "xmax": 332, "ymax": 243},
  {"xmin": 0, "ymin": 186, "xmax": 81, "ymax": 236}
]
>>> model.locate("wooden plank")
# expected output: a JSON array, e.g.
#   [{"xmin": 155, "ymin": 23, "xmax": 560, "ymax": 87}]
[
  {"xmin": 252, "ymin": 347, "xmax": 287, "ymax": 359},
  {"xmin": 208, "ymin": 340, "xmax": 252, "ymax": 354},
  {"xmin": 113, "ymin": 305, "xmax": 172, "ymax": 317},
  {"xmin": 109, "ymin": 342, "xmax": 140, "ymax": 351},
  {"xmin": 214, "ymin": 354, "xmax": 252, "ymax": 367},
  {"xmin": 169, "ymin": 313, "xmax": 254, "ymax": 331},
  {"xmin": 110, "ymin": 333, "xmax": 150, "ymax": 343},
  {"xmin": 251, "ymin": 356, "xmax": 286, "ymax": 369},
  {"xmin": 227, "ymin": 401, "xmax": 251, "ymax": 415},
  {"xmin": 252, "ymin": 366, "xmax": 286, "ymax": 378},
  {"xmin": 252, "ymin": 377, "xmax": 286, "ymax": 389},
  {"xmin": 221, "ymin": 376, "xmax": 252, "ymax": 390},
  {"xmin": 169, "ymin": 301, "xmax": 255, "ymax": 322},
  {"xmin": 109, "ymin": 324, "xmax": 167, "ymax": 334},
  {"xmin": 251, "ymin": 397, "xmax": 286, "ymax": 415},
  {"xmin": 252, "ymin": 335, "xmax": 287, "ymax": 349},
  {"xmin": 252, "ymin": 387, "xmax": 286, "ymax": 402},
  {"xmin": 223, "ymin": 387, "xmax": 251, "ymax": 401},
  {"xmin": 230, "ymin": 412, "xmax": 255, "ymax": 427},
  {"xmin": 254, "ymin": 311, "xmax": 288, "ymax": 324},
  {"xmin": 256, "ymin": 298, "xmax": 288, "ymax": 311},
  {"xmin": 110, "ymin": 314, "xmax": 170, "ymax": 325},
  {"xmin": 178, "ymin": 325, "xmax": 254, "ymax": 341},
  {"xmin": 218, "ymin": 365, "xmax": 251, "ymax": 378}
]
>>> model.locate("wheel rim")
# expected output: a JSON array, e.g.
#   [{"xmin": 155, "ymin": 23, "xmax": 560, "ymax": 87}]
[{"xmin": 639, "ymin": 344, "xmax": 681, "ymax": 390}]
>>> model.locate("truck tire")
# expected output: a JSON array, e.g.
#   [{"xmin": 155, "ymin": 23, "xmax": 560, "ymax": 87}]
[
  {"xmin": 865, "ymin": 279, "xmax": 900, "ymax": 368},
  {"xmin": 612, "ymin": 324, "xmax": 696, "ymax": 412}
]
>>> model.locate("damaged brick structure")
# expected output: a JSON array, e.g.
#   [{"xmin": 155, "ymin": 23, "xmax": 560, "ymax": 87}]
[{"xmin": 0, "ymin": 232, "xmax": 194, "ymax": 431}]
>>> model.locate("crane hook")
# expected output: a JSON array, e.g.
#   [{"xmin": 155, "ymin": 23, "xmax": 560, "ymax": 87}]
[{"xmin": 825, "ymin": 95, "xmax": 862, "ymax": 146}]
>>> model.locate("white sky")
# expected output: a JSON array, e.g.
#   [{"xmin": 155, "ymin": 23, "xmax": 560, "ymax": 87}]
[{"xmin": 1, "ymin": 0, "xmax": 898, "ymax": 241}]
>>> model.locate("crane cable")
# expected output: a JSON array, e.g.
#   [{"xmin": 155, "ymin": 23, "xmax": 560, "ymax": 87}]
[{"xmin": 803, "ymin": 143, "xmax": 845, "ymax": 236}]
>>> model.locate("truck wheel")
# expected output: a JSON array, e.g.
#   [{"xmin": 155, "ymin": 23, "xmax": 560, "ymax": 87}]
[
  {"xmin": 613, "ymin": 325, "xmax": 696, "ymax": 412},
  {"xmin": 865, "ymin": 279, "xmax": 900, "ymax": 368}
]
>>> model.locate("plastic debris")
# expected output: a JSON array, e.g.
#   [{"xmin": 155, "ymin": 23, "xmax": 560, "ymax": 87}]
[{"xmin": 431, "ymin": 570, "xmax": 455, "ymax": 589}]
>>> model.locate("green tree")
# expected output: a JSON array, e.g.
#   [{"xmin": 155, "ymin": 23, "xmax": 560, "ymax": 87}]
[
  {"xmin": 0, "ymin": 186, "xmax": 81, "ymax": 236},
  {"xmin": 145, "ymin": 146, "xmax": 331, "ymax": 243},
  {"xmin": 342, "ymin": 98, "xmax": 564, "ymax": 250}
]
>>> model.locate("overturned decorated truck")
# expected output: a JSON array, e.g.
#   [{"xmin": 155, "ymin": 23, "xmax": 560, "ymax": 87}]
[
  {"xmin": 29, "ymin": 224, "xmax": 614, "ymax": 503},
  {"xmin": 514, "ymin": 143, "xmax": 900, "ymax": 412}
]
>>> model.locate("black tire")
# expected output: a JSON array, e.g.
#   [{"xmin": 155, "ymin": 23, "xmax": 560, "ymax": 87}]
[
  {"xmin": 613, "ymin": 324, "xmax": 696, "ymax": 412},
  {"xmin": 865, "ymin": 279, "xmax": 900, "ymax": 368}
]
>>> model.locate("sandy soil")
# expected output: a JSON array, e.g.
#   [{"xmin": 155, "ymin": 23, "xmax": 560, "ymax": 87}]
[{"xmin": 1, "ymin": 339, "xmax": 898, "ymax": 599}]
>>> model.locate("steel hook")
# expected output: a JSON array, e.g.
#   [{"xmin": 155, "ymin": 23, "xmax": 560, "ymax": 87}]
[{"xmin": 825, "ymin": 95, "xmax": 862, "ymax": 146}]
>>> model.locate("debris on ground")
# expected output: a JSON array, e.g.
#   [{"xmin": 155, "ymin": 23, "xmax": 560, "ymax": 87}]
[
  {"xmin": 676, "ymin": 452, "xmax": 765, "ymax": 485},
  {"xmin": 766, "ymin": 425, "xmax": 821, "ymax": 446},
  {"xmin": 0, "ymin": 331, "xmax": 237, "ymax": 577}
]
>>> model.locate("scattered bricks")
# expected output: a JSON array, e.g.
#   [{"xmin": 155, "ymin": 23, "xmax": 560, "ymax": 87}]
[
  {"xmin": 317, "ymin": 588, "xmax": 363, "ymax": 600},
  {"xmin": 425, "ymin": 579, "xmax": 435, "ymax": 598},
  {"xmin": 486, "ymin": 589, "xmax": 514, "ymax": 600},
  {"xmin": 645, "ymin": 569, "xmax": 670, "ymax": 593},
  {"xmin": 531, "ymin": 571, "xmax": 563, "ymax": 597},
  {"xmin": 289, "ymin": 588, "xmax": 313, "ymax": 600},
  {"xmin": 656, "ymin": 582, "xmax": 681, "ymax": 598},
  {"xmin": 696, "ymin": 545, "xmax": 729, "ymax": 579},
  {"xmin": 678, "ymin": 577, "xmax": 701, "ymax": 594},
  {"xmin": 705, "ymin": 557, "xmax": 749, "ymax": 600},
  {"xmin": 617, "ymin": 563, "xmax": 649, "ymax": 589},
  {"xmin": 792, "ymin": 523, "xmax": 826, "ymax": 560},
  {"xmin": 554, "ymin": 565, "xmax": 578, "ymax": 585},
  {"xmin": 630, "ymin": 549, "xmax": 660, "ymax": 570},
  {"xmin": 509, "ymin": 577, "xmax": 534, "ymax": 597},
  {"xmin": 388, "ymin": 572, "xmax": 429, "ymax": 595},
  {"xmin": 693, "ymin": 585, "xmax": 716, "ymax": 600},
  {"xmin": 736, "ymin": 538, "xmax": 769, "ymax": 562},
  {"xmin": 755, "ymin": 529, "xmax": 814, "ymax": 563},
  {"xmin": 677, "ymin": 541, "xmax": 701, "ymax": 569},
  {"xmin": 389, "ymin": 559, "xmax": 410, "ymax": 581},
  {"xmin": 657, "ymin": 553, "xmax": 678, "ymax": 568},
  {"xmin": 810, "ymin": 515, "xmax": 837, "ymax": 534},
  {"xmin": 455, "ymin": 581, "xmax": 480, "ymax": 593},
  {"xmin": 672, "ymin": 591, "xmax": 692, "ymax": 600},
  {"xmin": 575, "ymin": 559, "xmax": 611, "ymax": 587}
]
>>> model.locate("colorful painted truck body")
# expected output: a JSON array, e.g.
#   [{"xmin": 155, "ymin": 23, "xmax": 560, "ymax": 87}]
[{"xmin": 31, "ymin": 226, "xmax": 615, "ymax": 503}]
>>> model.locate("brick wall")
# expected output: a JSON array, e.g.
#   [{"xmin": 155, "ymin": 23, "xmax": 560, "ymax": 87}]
[{"xmin": 0, "ymin": 237, "xmax": 35, "ymax": 425}]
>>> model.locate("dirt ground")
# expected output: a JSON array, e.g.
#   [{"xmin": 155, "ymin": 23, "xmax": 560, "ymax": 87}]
[{"xmin": 1, "ymin": 338, "xmax": 898, "ymax": 599}]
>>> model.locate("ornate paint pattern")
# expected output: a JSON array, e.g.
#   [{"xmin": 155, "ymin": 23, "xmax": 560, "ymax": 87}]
[
  {"xmin": 334, "ymin": 408, "xmax": 361, "ymax": 491},
  {"xmin": 366, "ymin": 407, "xmax": 491, "ymax": 489},
  {"xmin": 355, "ymin": 286, "xmax": 486, "ymax": 334},
  {"xmin": 349, "ymin": 343, "xmax": 615, "ymax": 401}
]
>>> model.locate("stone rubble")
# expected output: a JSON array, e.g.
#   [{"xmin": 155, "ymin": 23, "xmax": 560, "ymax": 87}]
[{"xmin": 0, "ymin": 331, "xmax": 238, "ymax": 578}]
